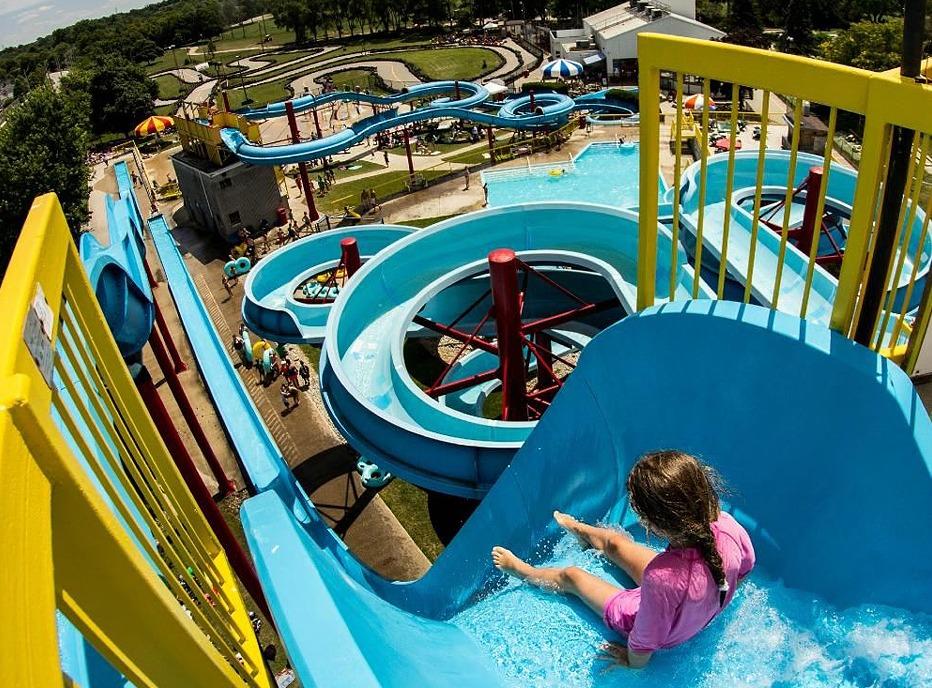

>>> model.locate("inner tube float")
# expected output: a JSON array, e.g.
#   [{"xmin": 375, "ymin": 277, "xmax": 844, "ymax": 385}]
[
  {"xmin": 242, "ymin": 329, "xmax": 254, "ymax": 364},
  {"xmin": 224, "ymin": 256, "xmax": 252, "ymax": 277}
]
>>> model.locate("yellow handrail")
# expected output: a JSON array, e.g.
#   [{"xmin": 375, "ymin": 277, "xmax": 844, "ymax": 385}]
[
  {"xmin": 0, "ymin": 195, "xmax": 271, "ymax": 687},
  {"xmin": 637, "ymin": 33, "xmax": 932, "ymax": 372}
]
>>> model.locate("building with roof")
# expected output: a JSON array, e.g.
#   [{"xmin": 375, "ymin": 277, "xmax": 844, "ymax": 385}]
[{"xmin": 550, "ymin": 0, "xmax": 725, "ymax": 80}]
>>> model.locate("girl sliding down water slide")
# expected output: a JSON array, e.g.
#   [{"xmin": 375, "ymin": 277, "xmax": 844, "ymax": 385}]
[{"xmin": 492, "ymin": 451, "xmax": 755, "ymax": 669}]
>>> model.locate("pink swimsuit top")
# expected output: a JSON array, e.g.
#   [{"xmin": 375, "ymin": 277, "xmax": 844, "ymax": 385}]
[{"xmin": 603, "ymin": 511, "xmax": 756, "ymax": 653}]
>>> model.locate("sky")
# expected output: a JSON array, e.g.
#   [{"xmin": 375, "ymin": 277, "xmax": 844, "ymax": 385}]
[{"xmin": 0, "ymin": 0, "xmax": 154, "ymax": 49}]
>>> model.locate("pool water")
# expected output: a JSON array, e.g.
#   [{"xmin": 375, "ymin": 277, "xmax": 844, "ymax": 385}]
[
  {"xmin": 482, "ymin": 143, "xmax": 654, "ymax": 209},
  {"xmin": 452, "ymin": 529, "xmax": 932, "ymax": 688}
]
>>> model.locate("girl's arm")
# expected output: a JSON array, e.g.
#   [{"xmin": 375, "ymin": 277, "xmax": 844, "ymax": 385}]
[{"xmin": 600, "ymin": 643, "xmax": 652, "ymax": 669}]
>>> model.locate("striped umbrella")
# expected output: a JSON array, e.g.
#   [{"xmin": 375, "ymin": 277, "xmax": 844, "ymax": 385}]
[
  {"xmin": 134, "ymin": 115, "xmax": 174, "ymax": 137},
  {"xmin": 683, "ymin": 94, "xmax": 716, "ymax": 110},
  {"xmin": 542, "ymin": 58, "xmax": 584, "ymax": 79}
]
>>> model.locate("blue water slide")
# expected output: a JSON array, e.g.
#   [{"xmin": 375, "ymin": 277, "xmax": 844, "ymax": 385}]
[
  {"xmin": 221, "ymin": 82, "xmax": 633, "ymax": 165},
  {"xmin": 79, "ymin": 160, "xmax": 154, "ymax": 358},
  {"xmin": 677, "ymin": 150, "xmax": 931, "ymax": 321},
  {"xmin": 241, "ymin": 301, "xmax": 932, "ymax": 687},
  {"xmin": 319, "ymin": 202, "xmax": 713, "ymax": 498},
  {"xmin": 242, "ymin": 226, "xmax": 413, "ymax": 343},
  {"xmin": 147, "ymin": 213, "xmax": 292, "ymax": 494}
]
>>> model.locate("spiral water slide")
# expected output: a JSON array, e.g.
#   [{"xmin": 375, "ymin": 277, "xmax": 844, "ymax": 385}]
[
  {"xmin": 677, "ymin": 150, "xmax": 931, "ymax": 323},
  {"xmin": 220, "ymin": 82, "xmax": 635, "ymax": 165}
]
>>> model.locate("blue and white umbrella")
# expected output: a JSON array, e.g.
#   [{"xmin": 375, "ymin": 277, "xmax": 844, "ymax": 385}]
[{"xmin": 542, "ymin": 58, "xmax": 584, "ymax": 79}]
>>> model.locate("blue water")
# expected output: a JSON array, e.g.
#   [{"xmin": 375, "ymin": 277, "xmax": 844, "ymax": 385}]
[
  {"xmin": 452, "ymin": 530, "xmax": 932, "ymax": 688},
  {"xmin": 483, "ymin": 143, "xmax": 655, "ymax": 209}
]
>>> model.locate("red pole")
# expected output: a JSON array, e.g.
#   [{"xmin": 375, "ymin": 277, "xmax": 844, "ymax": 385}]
[
  {"xmin": 403, "ymin": 127, "xmax": 415, "ymax": 179},
  {"xmin": 134, "ymin": 365, "xmax": 272, "ymax": 623},
  {"xmin": 798, "ymin": 166, "xmax": 824, "ymax": 257},
  {"xmin": 454, "ymin": 80, "xmax": 461, "ymax": 101},
  {"xmin": 312, "ymin": 107, "xmax": 322, "ymax": 138},
  {"xmin": 285, "ymin": 100, "xmax": 319, "ymax": 221},
  {"xmin": 222, "ymin": 91, "xmax": 231, "ymax": 112},
  {"xmin": 149, "ymin": 328, "xmax": 236, "ymax": 495},
  {"xmin": 143, "ymin": 258, "xmax": 158, "ymax": 289},
  {"xmin": 340, "ymin": 237, "xmax": 362, "ymax": 277},
  {"xmin": 152, "ymin": 298, "xmax": 187, "ymax": 373},
  {"xmin": 535, "ymin": 330, "xmax": 557, "ymax": 390},
  {"xmin": 529, "ymin": 89, "xmax": 535, "ymax": 111},
  {"xmin": 487, "ymin": 126, "xmax": 496, "ymax": 165},
  {"xmin": 488, "ymin": 249, "xmax": 528, "ymax": 422}
]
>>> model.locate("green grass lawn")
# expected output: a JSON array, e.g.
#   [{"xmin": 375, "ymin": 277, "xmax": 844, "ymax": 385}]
[
  {"xmin": 383, "ymin": 47, "xmax": 503, "ymax": 81},
  {"xmin": 154, "ymin": 103, "xmax": 177, "ymax": 116},
  {"xmin": 145, "ymin": 47, "xmax": 195, "ymax": 74},
  {"xmin": 398, "ymin": 214, "xmax": 458, "ymax": 228},
  {"xmin": 308, "ymin": 158, "xmax": 385, "ymax": 179},
  {"xmin": 224, "ymin": 80, "xmax": 295, "ymax": 109},
  {"xmin": 212, "ymin": 16, "xmax": 296, "ymax": 51},
  {"xmin": 320, "ymin": 168, "xmax": 450, "ymax": 213},
  {"xmin": 153, "ymin": 73, "xmax": 190, "ymax": 101},
  {"xmin": 327, "ymin": 68, "xmax": 390, "ymax": 94},
  {"xmin": 378, "ymin": 480, "xmax": 444, "ymax": 561},
  {"xmin": 222, "ymin": 48, "xmax": 321, "ymax": 69}
]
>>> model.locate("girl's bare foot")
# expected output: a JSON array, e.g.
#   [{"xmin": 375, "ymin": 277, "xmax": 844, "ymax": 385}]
[
  {"xmin": 491, "ymin": 546, "xmax": 535, "ymax": 580},
  {"xmin": 554, "ymin": 510, "xmax": 590, "ymax": 549}
]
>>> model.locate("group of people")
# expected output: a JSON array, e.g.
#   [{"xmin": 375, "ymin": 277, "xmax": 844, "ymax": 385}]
[
  {"xmin": 316, "ymin": 167, "xmax": 338, "ymax": 194},
  {"xmin": 359, "ymin": 188, "xmax": 381, "ymax": 213},
  {"xmin": 231, "ymin": 327, "xmax": 311, "ymax": 413}
]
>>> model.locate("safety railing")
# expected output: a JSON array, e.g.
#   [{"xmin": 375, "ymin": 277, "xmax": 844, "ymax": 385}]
[
  {"xmin": 637, "ymin": 33, "xmax": 932, "ymax": 373},
  {"xmin": 0, "ymin": 195, "xmax": 271, "ymax": 687}
]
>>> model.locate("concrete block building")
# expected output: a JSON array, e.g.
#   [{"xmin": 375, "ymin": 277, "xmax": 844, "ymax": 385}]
[{"xmin": 550, "ymin": 0, "xmax": 725, "ymax": 81}]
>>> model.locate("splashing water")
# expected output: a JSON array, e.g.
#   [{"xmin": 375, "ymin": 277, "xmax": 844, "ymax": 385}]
[{"xmin": 451, "ymin": 531, "xmax": 932, "ymax": 688}]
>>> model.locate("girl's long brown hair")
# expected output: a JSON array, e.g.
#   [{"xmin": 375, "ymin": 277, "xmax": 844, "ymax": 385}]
[{"xmin": 626, "ymin": 451, "xmax": 728, "ymax": 606}]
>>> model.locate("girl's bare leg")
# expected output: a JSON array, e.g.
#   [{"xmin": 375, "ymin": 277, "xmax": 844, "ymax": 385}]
[
  {"xmin": 554, "ymin": 512, "xmax": 657, "ymax": 586},
  {"xmin": 491, "ymin": 547, "xmax": 621, "ymax": 617}
]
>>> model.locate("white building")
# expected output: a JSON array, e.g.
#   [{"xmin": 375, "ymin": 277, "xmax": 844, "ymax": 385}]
[{"xmin": 550, "ymin": 0, "xmax": 725, "ymax": 80}]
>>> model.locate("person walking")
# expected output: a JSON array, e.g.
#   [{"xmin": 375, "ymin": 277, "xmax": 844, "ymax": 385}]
[{"xmin": 463, "ymin": 166, "xmax": 471, "ymax": 190}]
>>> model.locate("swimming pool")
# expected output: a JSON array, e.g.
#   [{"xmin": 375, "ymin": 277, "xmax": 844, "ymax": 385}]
[
  {"xmin": 482, "ymin": 143, "xmax": 658, "ymax": 209},
  {"xmin": 453, "ymin": 526, "xmax": 932, "ymax": 688}
]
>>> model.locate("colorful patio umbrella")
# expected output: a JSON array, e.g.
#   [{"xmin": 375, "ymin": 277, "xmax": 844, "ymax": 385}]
[
  {"xmin": 134, "ymin": 115, "xmax": 174, "ymax": 137},
  {"xmin": 684, "ymin": 94, "xmax": 716, "ymax": 110},
  {"xmin": 542, "ymin": 59, "xmax": 584, "ymax": 79},
  {"xmin": 713, "ymin": 137, "xmax": 742, "ymax": 151}
]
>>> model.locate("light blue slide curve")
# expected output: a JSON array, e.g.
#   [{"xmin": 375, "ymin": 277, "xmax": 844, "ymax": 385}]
[
  {"xmin": 241, "ymin": 301, "xmax": 932, "ymax": 687},
  {"xmin": 221, "ymin": 83, "xmax": 635, "ymax": 165},
  {"xmin": 79, "ymin": 160, "xmax": 154, "ymax": 358},
  {"xmin": 242, "ymin": 226, "xmax": 414, "ymax": 343},
  {"xmin": 318, "ymin": 202, "xmax": 714, "ymax": 498},
  {"xmin": 676, "ymin": 150, "xmax": 931, "ymax": 322}
]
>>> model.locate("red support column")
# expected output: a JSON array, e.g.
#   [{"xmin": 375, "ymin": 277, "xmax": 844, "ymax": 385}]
[
  {"xmin": 222, "ymin": 91, "xmax": 231, "ymax": 112},
  {"xmin": 535, "ymin": 330, "xmax": 557, "ymax": 389},
  {"xmin": 798, "ymin": 166, "xmax": 824, "ymax": 257},
  {"xmin": 134, "ymin": 365, "xmax": 272, "ymax": 623},
  {"xmin": 488, "ymin": 249, "xmax": 528, "ymax": 422},
  {"xmin": 454, "ymin": 80, "xmax": 461, "ymax": 101},
  {"xmin": 403, "ymin": 127, "xmax": 415, "ymax": 179},
  {"xmin": 487, "ymin": 126, "xmax": 496, "ymax": 165},
  {"xmin": 149, "ymin": 327, "xmax": 236, "ymax": 495},
  {"xmin": 285, "ymin": 100, "xmax": 319, "ymax": 221},
  {"xmin": 312, "ymin": 107, "xmax": 322, "ymax": 138},
  {"xmin": 340, "ymin": 237, "xmax": 362, "ymax": 277},
  {"xmin": 152, "ymin": 298, "xmax": 187, "ymax": 373},
  {"xmin": 529, "ymin": 89, "xmax": 536, "ymax": 111},
  {"xmin": 143, "ymin": 258, "xmax": 158, "ymax": 289}
]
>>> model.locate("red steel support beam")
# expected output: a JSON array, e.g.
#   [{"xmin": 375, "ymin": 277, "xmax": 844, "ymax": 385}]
[
  {"xmin": 222, "ymin": 91, "xmax": 231, "ymax": 112},
  {"xmin": 412, "ymin": 315, "xmax": 498, "ymax": 355},
  {"xmin": 535, "ymin": 330, "xmax": 557, "ymax": 389},
  {"xmin": 152, "ymin": 297, "xmax": 187, "ymax": 373},
  {"xmin": 489, "ymin": 249, "xmax": 528, "ymax": 422},
  {"xmin": 797, "ymin": 166, "xmax": 824, "ymax": 258},
  {"xmin": 487, "ymin": 126, "xmax": 496, "ymax": 165},
  {"xmin": 454, "ymin": 80, "xmax": 461, "ymax": 101},
  {"xmin": 149, "ymin": 327, "xmax": 236, "ymax": 495},
  {"xmin": 312, "ymin": 107, "xmax": 323, "ymax": 138},
  {"xmin": 143, "ymin": 257, "xmax": 158, "ymax": 289},
  {"xmin": 285, "ymin": 99, "xmax": 319, "ymax": 221},
  {"xmin": 134, "ymin": 365, "xmax": 271, "ymax": 623},
  {"xmin": 340, "ymin": 237, "xmax": 362, "ymax": 277},
  {"xmin": 403, "ymin": 127, "xmax": 415, "ymax": 179}
]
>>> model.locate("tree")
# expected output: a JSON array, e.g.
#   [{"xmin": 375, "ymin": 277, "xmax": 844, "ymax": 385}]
[
  {"xmin": 269, "ymin": 0, "xmax": 315, "ymax": 42},
  {"xmin": 781, "ymin": 0, "xmax": 815, "ymax": 55},
  {"xmin": 724, "ymin": 0, "xmax": 766, "ymax": 48},
  {"xmin": 70, "ymin": 56, "xmax": 158, "ymax": 135},
  {"xmin": 0, "ymin": 86, "xmax": 91, "ymax": 278},
  {"xmin": 819, "ymin": 18, "xmax": 903, "ymax": 71}
]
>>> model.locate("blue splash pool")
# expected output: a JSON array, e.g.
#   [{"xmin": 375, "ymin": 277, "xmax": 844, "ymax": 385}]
[
  {"xmin": 453, "ymin": 528, "xmax": 932, "ymax": 688},
  {"xmin": 482, "ymin": 142, "xmax": 659, "ymax": 209}
]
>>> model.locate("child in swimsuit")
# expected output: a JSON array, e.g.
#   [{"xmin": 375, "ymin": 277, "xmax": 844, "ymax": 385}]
[{"xmin": 492, "ymin": 450, "xmax": 755, "ymax": 669}]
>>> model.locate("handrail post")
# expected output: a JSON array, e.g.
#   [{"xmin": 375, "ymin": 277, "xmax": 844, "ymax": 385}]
[{"xmin": 636, "ymin": 37, "xmax": 661, "ymax": 310}]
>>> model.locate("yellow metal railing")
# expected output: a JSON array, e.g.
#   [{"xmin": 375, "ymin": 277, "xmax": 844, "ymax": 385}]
[
  {"xmin": 637, "ymin": 33, "xmax": 932, "ymax": 373},
  {"xmin": 0, "ymin": 195, "xmax": 271, "ymax": 687}
]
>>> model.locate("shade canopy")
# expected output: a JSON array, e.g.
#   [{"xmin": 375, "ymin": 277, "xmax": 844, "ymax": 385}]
[
  {"xmin": 542, "ymin": 58, "xmax": 584, "ymax": 79},
  {"xmin": 134, "ymin": 115, "xmax": 174, "ymax": 137}
]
